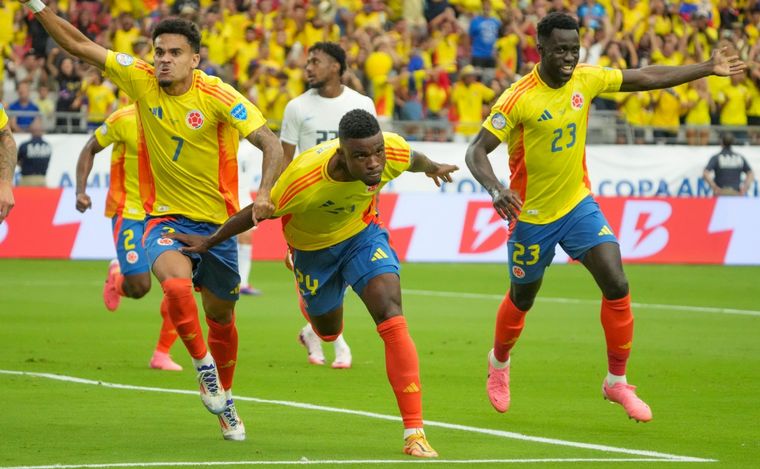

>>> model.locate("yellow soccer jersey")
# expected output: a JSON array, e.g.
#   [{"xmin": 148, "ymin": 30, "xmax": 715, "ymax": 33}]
[
  {"xmin": 0, "ymin": 104, "xmax": 8, "ymax": 128},
  {"xmin": 85, "ymin": 83, "xmax": 116, "ymax": 123},
  {"xmin": 95, "ymin": 105, "xmax": 144, "ymax": 220},
  {"xmin": 482, "ymin": 64, "xmax": 622, "ymax": 224},
  {"xmin": 104, "ymin": 50, "xmax": 267, "ymax": 224},
  {"xmin": 271, "ymin": 132, "xmax": 411, "ymax": 251}
]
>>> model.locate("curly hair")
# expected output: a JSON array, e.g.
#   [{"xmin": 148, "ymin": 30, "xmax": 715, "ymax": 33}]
[
  {"xmin": 339, "ymin": 109, "xmax": 381, "ymax": 140},
  {"xmin": 309, "ymin": 42, "xmax": 347, "ymax": 76},
  {"xmin": 537, "ymin": 12, "xmax": 579, "ymax": 43},
  {"xmin": 152, "ymin": 17, "xmax": 202, "ymax": 53}
]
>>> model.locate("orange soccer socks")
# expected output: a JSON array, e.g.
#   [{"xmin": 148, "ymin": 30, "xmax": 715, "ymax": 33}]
[
  {"xmin": 206, "ymin": 314, "xmax": 239, "ymax": 391},
  {"xmin": 600, "ymin": 294, "xmax": 634, "ymax": 377},
  {"xmin": 493, "ymin": 292, "xmax": 527, "ymax": 363},
  {"xmin": 377, "ymin": 315, "xmax": 423, "ymax": 429},
  {"xmin": 161, "ymin": 278, "xmax": 207, "ymax": 360},
  {"xmin": 155, "ymin": 297, "xmax": 179, "ymax": 354}
]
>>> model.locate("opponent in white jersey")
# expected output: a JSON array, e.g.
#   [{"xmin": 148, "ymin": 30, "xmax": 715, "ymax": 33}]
[
  {"xmin": 280, "ymin": 42, "xmax": 376, "ymax": 164},
  {"xmin": 280, "ymin": 42, "xmax": 376, "ymax": 368}
]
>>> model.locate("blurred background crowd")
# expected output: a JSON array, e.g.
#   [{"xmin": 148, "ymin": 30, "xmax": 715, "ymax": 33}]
[{"xmin": 1, "ymin": 0, "xmax": 760, "ymax": 144}]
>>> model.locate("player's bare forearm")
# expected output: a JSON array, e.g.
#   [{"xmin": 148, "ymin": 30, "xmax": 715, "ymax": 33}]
[
  {"xmin": 24, "ymin": 3, "xmax": 107, "ymax": 69},
  {"xmin": 247, "ymin": 125, "xmax": 284, "ymax": 194},
  {"xmin": 207, "ymin": 204, "xmax": 257, "ymax": 248},
  {"xmin": 465, "ymin": 129, "xmax": 504, "ymax": 194},
  {"xmin": 75, "ymin": 137, "xmax": 102, "ymax": 195},
  {"xmin": 620, "ymin": 62, "xmax": 712, "ymax": 92},
  {"xmin": 0, "ymin": 127, "xmax": 17, "ymax": 184},
  {"xmin": 408, "ymin": 150, "xmax": 439, "ymax": 173},
  {"xmin": 281, "ymin": 141, "xmax": 296, "ymax": 170}
]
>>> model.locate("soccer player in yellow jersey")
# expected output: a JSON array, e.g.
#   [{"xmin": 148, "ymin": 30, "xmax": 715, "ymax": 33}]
[
  {"xmin": 0, "ymin": 103, "xmax": 16, "ymax": 222},
  {"xmin": 465, "ymin": 12, "xmax": 745, "ymax": 423},
  {"xmin": 168, "ymin": 109, "xmax": 458, "ymax": 458},
  {"xmin": 75, "ymin": 105, "xmax": 182, "ymax": 372},
  {"xmin": 20, "ymin": 0, "xmax": 284, "ymax": 441}
]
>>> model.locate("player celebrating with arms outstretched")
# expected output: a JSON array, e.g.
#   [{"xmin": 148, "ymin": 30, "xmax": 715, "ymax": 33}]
[
  {"xmin": 465, "ymin": 12, "xmax": 745, "ymax": 422},
  {"xmin": 19, "ymin": 0, "xmax": 283, "ymax": 440}
]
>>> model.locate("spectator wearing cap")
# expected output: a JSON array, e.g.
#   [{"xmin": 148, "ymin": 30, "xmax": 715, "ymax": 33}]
[{"xmin": 450, "ymin": 65, "xmax": 496, "ymax": 142}]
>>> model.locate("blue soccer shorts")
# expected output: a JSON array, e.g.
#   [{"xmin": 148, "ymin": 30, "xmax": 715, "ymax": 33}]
[
  {"xmin": 112, "ymin": 215, "xmax": 150, "ymax": 276},
  {"xmin": 291, "ymin": 222, "xmax": 400, "ymax": 316},
  {"xmin": 508, "ymin": 195, "xmax": 618, "ymax": 284},
  {"xmin": 143, "ymin": 215, "xmax": 240, "ymax": 301}
]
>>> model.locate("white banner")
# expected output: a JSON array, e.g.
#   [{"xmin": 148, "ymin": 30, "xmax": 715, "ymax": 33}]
[{"xmin": 19, "ymin": 134, "xmax": 760, "ymax": 197}]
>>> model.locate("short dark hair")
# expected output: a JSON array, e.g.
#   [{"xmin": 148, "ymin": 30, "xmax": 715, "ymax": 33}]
[
  {"xmin": 152, "ymin": 17, "xmax": 202, "ymax": 53},
  {"xmin": 537, "ymin": 12, "xmax": 579, "ymax": 43},
  {"xmin": 339, "ymin": 109, "xmax": 381, "ymax": 140},
  {"xmin": 309, "ymin": 42, "xmax": 347, "ymax": 76}
]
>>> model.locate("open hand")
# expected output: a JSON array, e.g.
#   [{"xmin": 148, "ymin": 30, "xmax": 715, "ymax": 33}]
[
  {"xmin": 710, "ymin": 47, "xmax": 747, "ymax": 77},
  {"xmin": 425, "ymin": 163, "xmax": 459, "ymax": 187},
  {"xmin": 490, "ymin": 186, "xmax": 523, "ymax": 222}
]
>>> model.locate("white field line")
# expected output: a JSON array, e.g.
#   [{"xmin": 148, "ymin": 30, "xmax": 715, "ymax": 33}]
[
  {"xmin": 403, "ymin": 289, "xmax": 760, "ymax": 317},
  {"xmin": 0, "ymin": 370, "xmax": 713, "ymax": 464},
  {"xmin": 0, "ymin": 457, "xmax": 713, "ymax": 469},
  {"xmin": 2, "ymin": 280, "xmax": 757, "ymax": 317}
]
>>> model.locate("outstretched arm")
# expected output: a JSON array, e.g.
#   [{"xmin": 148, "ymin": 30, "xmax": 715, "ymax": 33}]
[
  {"xmin": 465, "ymin": 128, "xmax": 522, "ymax": 221},
  {"xmin": 75, "ymin": 135, "xmax": 106, "ymax": 213},
  {"xmin": 166, "ymin": 204, "xmax": 257, "ymax": 253},
  {"xmin": 620, "ymin": 47, "xmax": 746, "ymax": 92},
  {"xmin": 0, "ymin": 123, "xmax": 16, "ymax": 222},
  {"xmin": 245, "ymin": 124, "xmax": 284, "ymax": 223},
  {"xmin": 18, "ymin": 0, "xmax": 107, "ymax": 69},
  {"xmin": 407, "ymin": 150, "xmax": 458, "ymax": 187}
]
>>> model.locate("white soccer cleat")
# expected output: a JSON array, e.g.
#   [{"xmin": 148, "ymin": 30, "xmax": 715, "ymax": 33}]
[
  {"xmin": 332, "ymin": 340, "xmax": 352, "ymax": 369},
  {"xmin": 298, "ymin": 324, "xmax": 325, "ymax": 365},
  {"xmin": 218, "ymin": 397, "xmax": 246, "ymax": 441},
  {"xmin": 196, "ymin": 361, "xmax": 227, "ymax": 414}
]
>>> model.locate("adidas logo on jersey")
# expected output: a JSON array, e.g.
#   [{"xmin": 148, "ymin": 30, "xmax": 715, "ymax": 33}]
[
  {"xmin": 371, "ymin": 247, "xmax": 389, "ymax": 262},
  {"xmin": 537, "ymin": 109, "xmax": 553, "ymax": 122},
  {"xmin": 150, "ymin": 107, "xmax": 163, "ymax": 119}
]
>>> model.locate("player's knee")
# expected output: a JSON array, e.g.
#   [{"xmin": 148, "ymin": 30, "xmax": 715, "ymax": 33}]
[
  {"xmin": 603, "ymin": 277, "xmax": 629, "ymax": 300},
  {"xmin": 510, "ymin": 292, "xmax": 535, "ymax": 312},
  {"xmin": 124, "ymin": 277, "xmax": 151, "ymax": 298}
]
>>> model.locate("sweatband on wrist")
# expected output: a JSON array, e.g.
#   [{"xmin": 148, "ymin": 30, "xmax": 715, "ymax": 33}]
[{"xmin": 27, "ymin": 0, "xmax": 46, "ymax": 13}]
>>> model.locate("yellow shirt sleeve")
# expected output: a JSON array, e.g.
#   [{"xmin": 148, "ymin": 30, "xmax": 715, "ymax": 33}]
[
  {"xmin": 212, "ymin": 79, "xmax": 267, "ymax": 138},
  {"xmin": 0, "ymin": 106, "xmax": 7, "ymax": 129},
  {"xmin": 104, "ymin": 50, "xmax": 156, "ymax": 101},
  {"xmin": 381, "ymin": 132, "xmax": 412, "ymax": 179},
  {"xmin": 577, "ymin": 65, "xmax": 623, "ymax": 97},
  {"xmin": 482, "ymin": 84, "xmax": 523, "ymax": 142},
  {"xmin": 94, "ymin": 110, "xmax": 126, "ymax": 148}
]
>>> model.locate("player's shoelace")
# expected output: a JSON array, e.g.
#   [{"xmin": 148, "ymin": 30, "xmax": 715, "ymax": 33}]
[
  {"xmin": 221, "ymin": 400, "xmax": 239, "ymax": 427},
  {"xmin": 198, "ymin": 365, "xmax": 220, "ymax": 394}
]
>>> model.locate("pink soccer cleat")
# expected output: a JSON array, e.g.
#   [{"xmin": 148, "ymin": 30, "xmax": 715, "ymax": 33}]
[
  {"xmin": 149, "ymin": 351, "xmax": 183, "ymax": 371},
  {"xmin": 487, "ymin": 349, "xmax": 510, "ymax": 413},
  {"xmin": 602, "ymin": 380, "xmax": 653, "ymax": 422},
  {"xmin": 103, "ymin": 259, "xmax": 122, "ymax": 312}
]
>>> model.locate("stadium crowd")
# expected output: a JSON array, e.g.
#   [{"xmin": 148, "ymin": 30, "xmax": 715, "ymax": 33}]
[{"xmin": 1, "ymin": 0, "xmax": 760, "ymax": 143}]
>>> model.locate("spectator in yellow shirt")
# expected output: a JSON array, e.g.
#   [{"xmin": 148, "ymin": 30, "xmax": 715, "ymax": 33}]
[
  {"xmin": 82, "ymin": 71, "xmax": 116, "ymax": 130},
  {"xmin": 717, "ymin": 72, "xmax": 751, "ymax": 143},
  {"xmin": 450, "ymin": 65, "xmax": 496, "ymax": 141},
  {"xmin": 650, "ymin": 88, "xmax": 681, "ymax": 143},
  {"xmin": 682, "ymin": 78, "xmax": 714, "ymax": 145},
  {"xmin": 110, "ymin": 12, "xmax": 141, "ymax": 56}
]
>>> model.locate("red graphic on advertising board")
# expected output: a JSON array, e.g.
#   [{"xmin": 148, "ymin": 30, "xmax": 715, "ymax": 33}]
[
  {"xmin": 459, "ymin": 200, "xmax": 509, "ymax": 254},
  {"xmin": 0, "ymin": 188, "xmax": 80, "ymax": 258},
  {"xmin": 377, "ymin": 194, "xmax": 413, "ymax": 261},
  {"xmin": 597, "ymin": 198, "xmax": 732, "ymax": 263}
]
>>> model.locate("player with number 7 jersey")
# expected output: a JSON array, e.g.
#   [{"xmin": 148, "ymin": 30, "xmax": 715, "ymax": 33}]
[{"xmin": 19, "ymin": 0, "xmax": 284, "ymax": 441}]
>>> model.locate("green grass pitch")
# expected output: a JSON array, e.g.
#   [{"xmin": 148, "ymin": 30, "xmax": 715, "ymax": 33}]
[{"xmin": 1, "ymin": 260, "xmax": 759, "ymax": 468}]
